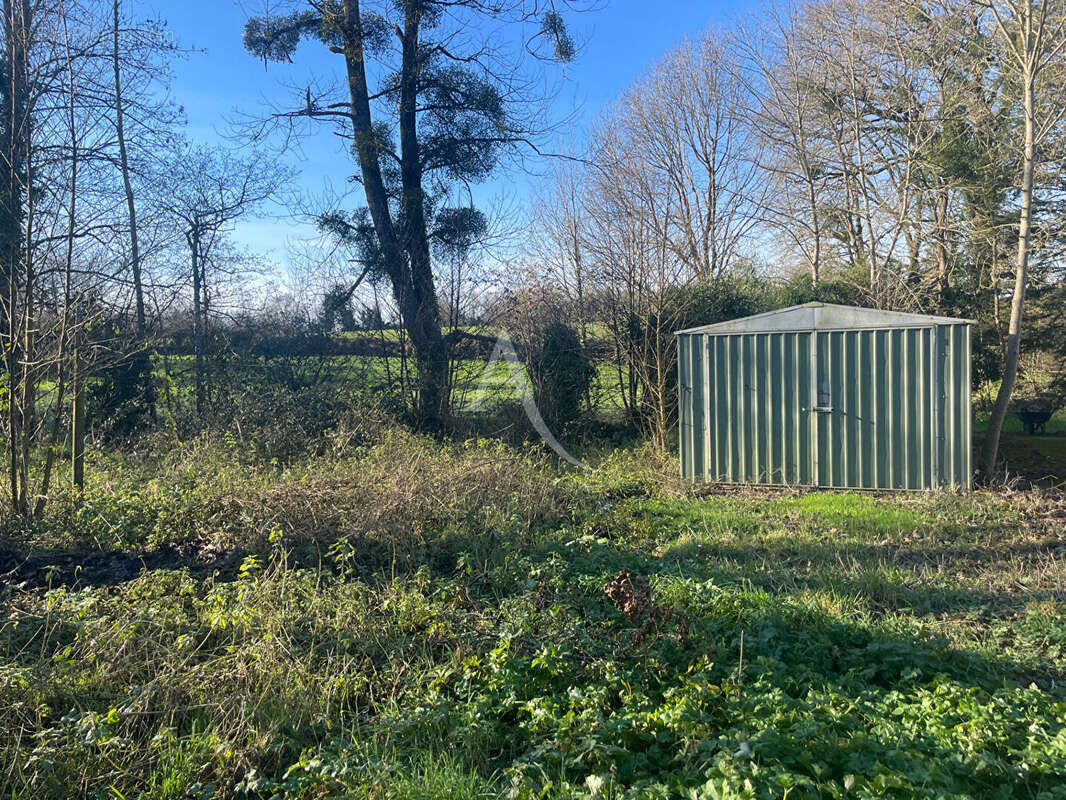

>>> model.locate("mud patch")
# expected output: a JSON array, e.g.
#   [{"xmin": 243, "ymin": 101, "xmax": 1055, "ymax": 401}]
[{"xmin": 0, "ymin": 539, "xmax": 238, "ymax": 591}]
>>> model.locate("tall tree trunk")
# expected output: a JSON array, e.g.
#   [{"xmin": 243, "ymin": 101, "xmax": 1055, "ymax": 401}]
[
  {"xmin": 71, "ymin": 331, "xmax": 85, "ymax": 492},
  {"xmin": 934, "ymin": 189, "xmax": 951, "ymax": 308},
  {"xmin": 805, "ymin": 165, "xmax": 821, "ymax": 286},
  {"xmin": 397, "ymin": 1, "xmax": 447, "ymax": 422},
  {"xmin": 113, "ymin": 0, "xmax": 157, "ymax": 429},
  {"xmin": 20, "ymin": 113, "xmax": 36, "ymax": 512},
  {"xmin": 981, "ymin": 73, "xmax": 1035, "ymax": 477},
  {"xmin": 112, "ymin": 0, "xmax": 144, "ymax": 336},
  {"xmin": 1, "ymin": 0, "xmax": 28, "ymax": 513},
  {"xmin": 339, "ymin": 0, "xmax": 448, "ymax": 426},
  {"xmin": 37, "ymin": 8, "xmax": 78, "ymax": 515},
  {"xmin": 190, "ymin": 224, "xmax": 205, "ymax": 417}
]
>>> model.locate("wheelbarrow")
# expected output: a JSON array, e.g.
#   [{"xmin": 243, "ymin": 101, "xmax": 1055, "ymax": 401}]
[{"xmin": 1017, "ymin": 408, "xmax": 1054, "ymax": 435}]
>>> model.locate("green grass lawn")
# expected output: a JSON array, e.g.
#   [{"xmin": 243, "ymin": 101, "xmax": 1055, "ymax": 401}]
[
  {"xmin": 974, "ymin": 407, "xmax": 1066, "ymax": 435},
  {"xmin": 3, "ymin": 428, "xmax": 1066, "ymax": 798}
]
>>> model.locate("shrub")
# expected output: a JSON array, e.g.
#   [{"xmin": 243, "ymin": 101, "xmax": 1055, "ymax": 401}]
[
  {"xmin": 89, "ymin": 350, "xmax": 156, "ymax": 437},
  {"xmin": 665, "ymin": 272, "xmax": 778, "ymax": 333},
  {"xmin": 525, "ymin": 322, "xmax": 595, "ymax": 431}
]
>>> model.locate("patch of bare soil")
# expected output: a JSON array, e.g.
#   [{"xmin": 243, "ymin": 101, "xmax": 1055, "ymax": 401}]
[
  {"xmin": 995, "ymin": 433, "xmax": 1066, "ymax": 488},
  {"xmin": 0, "ymin": 539, "xmax": 236, "ymax": 592}
]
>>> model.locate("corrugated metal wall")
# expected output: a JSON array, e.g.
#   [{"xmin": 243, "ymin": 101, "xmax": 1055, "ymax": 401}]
[
  {"xmin": 936, "ymin": 323, "xmax": 972, "ymax": 490},
  {"xmin": 707, "ymin": 331, "xmax": 812, "ymax": 485},
  {"xmin": 678, "ymin": 323, "xmax": 972, "ymax": 490}
]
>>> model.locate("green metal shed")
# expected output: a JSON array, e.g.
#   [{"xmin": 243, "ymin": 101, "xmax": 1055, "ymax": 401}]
[{"xmin": 676, "ymin": 302, "xmax": 973, "ymax": 491}]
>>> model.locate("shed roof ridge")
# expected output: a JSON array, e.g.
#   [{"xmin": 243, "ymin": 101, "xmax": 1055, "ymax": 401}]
[{"xmin": 675, "ymin": 302, "xmax": 974, "ymax": 335}]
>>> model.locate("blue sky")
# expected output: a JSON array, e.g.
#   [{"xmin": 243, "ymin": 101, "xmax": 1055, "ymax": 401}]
[{"xmin": 160, "ymin": 0, "xmax": 756, "ymax": 269}]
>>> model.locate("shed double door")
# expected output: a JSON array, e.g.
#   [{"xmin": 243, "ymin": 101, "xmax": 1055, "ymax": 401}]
[{"xmin": 706, "ymin": 328, "xmax": 937, "ymax": 489}]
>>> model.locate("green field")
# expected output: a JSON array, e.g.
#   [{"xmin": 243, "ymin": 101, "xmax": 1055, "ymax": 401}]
[
  {"xmin": 3, "ymin": 427, "xmax": 1066, "ymax": 798},
  {"xmin": 157, "ymin": 353, "xmax": 633, "ymax": 415},
  {"xmin": 160, "ymin": 346, "xmax": 1066, "ymax": 429}
]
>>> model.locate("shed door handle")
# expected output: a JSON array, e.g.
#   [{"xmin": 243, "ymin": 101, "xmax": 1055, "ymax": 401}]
[{"xmin": 812, "ymin": 406, "xmax": 834, "ymax": 413}]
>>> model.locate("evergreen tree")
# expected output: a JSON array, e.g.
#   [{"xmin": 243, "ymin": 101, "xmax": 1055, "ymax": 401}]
[{"xmin": 243, "ymin": 0, "xmax": 582, "ymax": 426}]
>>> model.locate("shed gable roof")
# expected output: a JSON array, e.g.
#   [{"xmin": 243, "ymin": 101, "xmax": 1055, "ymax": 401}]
[{"xmin": 675, "ymin": 302, "xmax": 973, "ymax": 336}]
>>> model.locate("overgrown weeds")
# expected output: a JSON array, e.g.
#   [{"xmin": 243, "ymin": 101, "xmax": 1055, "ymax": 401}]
[{"xmin": 3, "ymin": 422, "xmax": 1066, "ymax": 798}]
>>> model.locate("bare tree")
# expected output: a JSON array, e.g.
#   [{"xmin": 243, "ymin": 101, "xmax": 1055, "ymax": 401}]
[
  {"xmin": 739, "ymin": 1, "xmax": 829, "ymax": 284},
  {"xmin": 111, "ymin": 0, "xmax": 141, "ymax": 334},
  {"xmin": 0, "ymin": 0, "xmax": 125, "ymax": 510},
  {"xmin": 584, "ymin": 113, "xmax": 698, "ymax": 447},
  {"xmin": 161, "ymin": 145, "xmax": 282, "ymax": 416},
  {"xmin": 527, "ymin": 158, "xmax": 590, "ymax": 344},
  {"xmin": 608, "ymin": 28, "xmax": 765, "ymax": 280},
  {"xmin": 978, "ymin": 0, "xmax": 1066, "ymax": 476}
]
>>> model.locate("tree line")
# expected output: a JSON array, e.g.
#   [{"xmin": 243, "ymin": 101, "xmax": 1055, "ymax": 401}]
[{"xmin": 0, "ymin": 0, "xmax": 594, "ymax": 515}]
